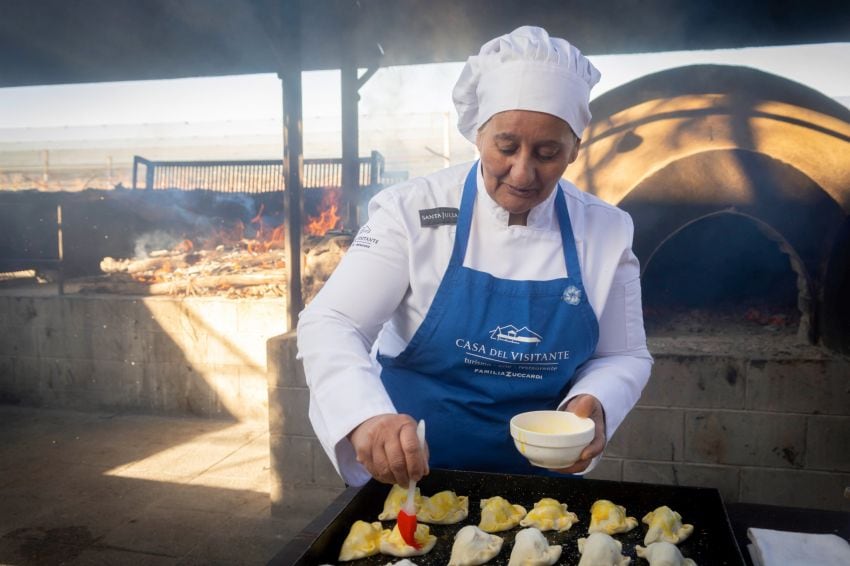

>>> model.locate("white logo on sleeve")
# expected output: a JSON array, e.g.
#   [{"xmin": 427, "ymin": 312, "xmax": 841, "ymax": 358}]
[{"xmin": 352, "ymin": 224, "xmax": 379, "ymax": 249}]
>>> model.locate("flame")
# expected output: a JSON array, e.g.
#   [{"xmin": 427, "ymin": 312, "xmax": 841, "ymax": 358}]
[
  {"xmin": 306, "ymin": 189, "xmax": 341, "ymax": 236},
  {"xmin": 148, "ymin": 260, "xmax": 173, "ymax": 283},
  {"xmin": 246, "ymin": 205, "xmax": 286, "ymax": 252}
]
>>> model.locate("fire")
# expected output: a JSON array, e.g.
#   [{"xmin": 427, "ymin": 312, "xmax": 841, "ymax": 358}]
[
  {"xmin": 104, "ymin": 200, "xmax": 291, "ymax": 298},
  {"xmin": 306, "ymin": 189, "xmax": 341, "ymax": 236},
  {"xmin": 247, "ymin": 204, "xmax": 286, "ymax": 252}
]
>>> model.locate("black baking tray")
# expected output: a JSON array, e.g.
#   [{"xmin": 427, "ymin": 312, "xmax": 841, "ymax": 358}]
[{"xmin": 274, "ymin": 468, "xmax": 746, "ymax": 565}]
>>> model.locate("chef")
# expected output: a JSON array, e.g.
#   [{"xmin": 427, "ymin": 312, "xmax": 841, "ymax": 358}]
[{"xmin": 297, "ymin": 26, "xmax": 652, "ymax": 487}]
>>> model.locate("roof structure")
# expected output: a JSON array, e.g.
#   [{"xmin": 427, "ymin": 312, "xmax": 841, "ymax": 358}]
[{"xmin": 1, "ymin": 0, "xmax": 849, "ymax": 88}]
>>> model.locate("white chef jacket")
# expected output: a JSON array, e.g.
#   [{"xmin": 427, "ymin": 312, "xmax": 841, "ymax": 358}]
[{"xmin": 297, "ymin": 161, "xmax": 653, "ymax": 486}]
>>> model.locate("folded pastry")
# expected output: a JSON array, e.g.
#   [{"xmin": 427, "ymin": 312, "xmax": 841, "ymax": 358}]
[
  {"xmin": 479, "ymin": 496, "xmax": 527, "ymax": 533},
  {"xmin": 507, "ymin": 527, "xmax": 562, "ymax": 566},
  {"xmin": 588, "ymin": 499, "xmax": 638, "ymax": 535},
  {"xmin": 636, "ymin": 541, "xmax": 697, "ymax": 565},
  {"xmin": 378, "ymin": 484, "xmax": 423, "ymax": 521},
  {"xmin": 379, "ymin": 523, "xmax": 437, "ymax": 557},
  {"xmin": 520, "ymin": 497, "xmax": 580, "ymax": 532},
  {"xmin": 419, "ymin": 490, "xmax": 469, "ymax": 525},
  {"xmin": 448, "ymin": 525, "xmax": 504, "ymax": 566},
  {"xmin": 577, "ymin": 532, "xmax": 631, "ymax": 566},
  {"xmin": 642, "ymin": 505, "xmax": 694, "ymax": 545},
  {"xmin": 338, "ymin": 520, "xmax": 382, "ymax": 561}
]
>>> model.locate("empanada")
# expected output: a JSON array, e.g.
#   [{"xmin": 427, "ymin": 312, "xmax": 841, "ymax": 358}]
[
  {"xmin": 588, "ymin": 499, "xmax": 638, "ymax": 535},
  {"xmin": 636, "ymin": 541, "xmax": 697, "ymax": 565},
  {"xmin": 520, "ymin": 497, "xmax": 579, "ymax": 532},
  {"xmin": 379, "ymin": 523, "xmax": 437, "ymax": 557},
  {"xmin": 378, "ymin": 484, "xmax": 423, "ymax": 521},
  {"xmin": 339, "ymin": 520, "xmax": 382, "ymax": 561},
  {"xmin": 577, "ymin": 532, "xmax": 631, "ymax": 566},
  {"xmin": 419, "ymin": 490, "xmax": 469, "ymax": 525},
  {"xmin": 507, "ymin": 527, "xmax": 562, "ymax": 566},
  {"xmin": 449, "ymin": 525, "xmax": 504, "ymax": 566},
  {"xmin": 479, "ymin": 496, "xmax": 527, "ymax": 533},
  {"xmin": 642, "ymin": 505, "xmax": 694, "ymax": 545}
]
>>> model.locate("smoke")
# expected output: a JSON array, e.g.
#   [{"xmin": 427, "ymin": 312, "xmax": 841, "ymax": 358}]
[
  {"xmin": 133, "ymin": 230, "xmax": 185, "ymax": 258},
  {"xmin": 127, "ymin": 191, "xmax": 281, "ymax": 258}
]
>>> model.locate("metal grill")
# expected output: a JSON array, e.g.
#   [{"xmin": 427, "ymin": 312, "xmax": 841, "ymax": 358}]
[{"xmin": 132, "ymin": 151, "xmax": 387, "ymax": 193}]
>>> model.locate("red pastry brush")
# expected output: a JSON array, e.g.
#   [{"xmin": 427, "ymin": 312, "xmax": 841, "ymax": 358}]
[{"xmin": 396, "ymin": 419, "xmax": 426, "ymax": 548}]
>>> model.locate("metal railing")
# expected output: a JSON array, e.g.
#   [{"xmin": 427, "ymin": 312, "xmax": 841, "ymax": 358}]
[{"xmin": 132, "ymin": 151, "xmax": 388, "ymax": 192}]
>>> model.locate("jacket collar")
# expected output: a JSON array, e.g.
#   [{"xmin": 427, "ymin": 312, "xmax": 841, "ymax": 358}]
[{"xmin": 475, "ymin": 163, "xmax": 559, "ymax": 230}]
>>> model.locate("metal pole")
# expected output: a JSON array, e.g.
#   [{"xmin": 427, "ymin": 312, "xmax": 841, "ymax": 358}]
[
  {"xmin": 280, "ymin": 1, "xmax": 305, "ymax": 332},
  {"xmin": 341, "ymin": 59, "xmax": 359, "ymax": 232},
  {"xmin": 56, "ymin": 202, "xmax": 64, "ymax": 295}
]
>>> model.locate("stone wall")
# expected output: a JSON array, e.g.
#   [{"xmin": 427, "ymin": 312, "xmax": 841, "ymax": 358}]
[
  {"xmin": 267, "ymin": 332, "xmax": 850, "ymax": 523},
  {"xmin": 0, "ymin": 291, "xmax": 286, "ymax": 422}
]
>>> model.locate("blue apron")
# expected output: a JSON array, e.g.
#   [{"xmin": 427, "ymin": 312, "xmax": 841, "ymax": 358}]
[{"xmin": 379, "ymin": 162, "xmax": 599, "ymax": 474}]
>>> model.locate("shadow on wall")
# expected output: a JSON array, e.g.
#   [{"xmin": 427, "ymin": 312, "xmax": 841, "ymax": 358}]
[
  {"xmin": 0, "ymin": 291, "xmax": 285, "ymax": 422},
  {"xmin": 566, "ymin": 64, "xmax": 850, "ymax": 352}
]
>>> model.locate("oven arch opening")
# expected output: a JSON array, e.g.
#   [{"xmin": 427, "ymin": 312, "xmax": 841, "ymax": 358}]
[{"xmin": 640, "ymin": 210, "xmax": 811, "ymax": 340}]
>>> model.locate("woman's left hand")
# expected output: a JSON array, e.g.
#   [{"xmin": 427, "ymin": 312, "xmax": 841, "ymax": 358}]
[{"xmin": 551, "ymin": 394, "xmax": 606, "ymax": 474}]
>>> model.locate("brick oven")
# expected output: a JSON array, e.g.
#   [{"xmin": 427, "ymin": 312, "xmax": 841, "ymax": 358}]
[{"xmin": 571, "ymin": 64, "xmax": 850, "ymax": 352}]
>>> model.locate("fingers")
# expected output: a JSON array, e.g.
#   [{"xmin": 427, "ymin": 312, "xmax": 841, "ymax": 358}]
[
  {"xmin": 399, "ymin": 420, "xmax": 427, "ymax": 482},
  {"xmin": 566, "ymin": 394, "xmax": 596, "ymax": 418},
  {"xmin": 552, "ymin": 394, "xmax": 607, "ymax": 475},
  {"xmin": 348, "ymin": 414, "xmax": 428, "ymax": 485}
]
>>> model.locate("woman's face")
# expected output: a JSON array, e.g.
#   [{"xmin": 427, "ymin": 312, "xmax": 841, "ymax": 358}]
[{"xmin": 476, "ymin": 110, "xmax": 580, "ymax": 224}]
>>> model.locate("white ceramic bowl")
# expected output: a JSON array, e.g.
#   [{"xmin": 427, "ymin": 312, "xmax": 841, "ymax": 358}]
[{"xmin": 509, "ymin": 410, "xmax": 595, "ymax": 469}]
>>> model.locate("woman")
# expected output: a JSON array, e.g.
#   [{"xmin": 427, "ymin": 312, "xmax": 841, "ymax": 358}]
[{"xmin": 297, "ymin": 26, "xmax": 652, "ymax": 487}]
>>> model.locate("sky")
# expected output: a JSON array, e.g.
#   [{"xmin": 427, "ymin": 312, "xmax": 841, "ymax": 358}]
[{"xmin": 0, "ymin": 42, "xmax": 849, "ymax": 133}]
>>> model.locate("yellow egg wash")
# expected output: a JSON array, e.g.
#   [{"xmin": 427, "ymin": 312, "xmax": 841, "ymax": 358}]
[{"xmin": 528, "ymin": 416, "xmax": 579, "ymax": 434}]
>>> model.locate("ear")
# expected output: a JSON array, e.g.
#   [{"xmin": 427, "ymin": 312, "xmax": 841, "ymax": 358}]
[{"xmin": 567, "ymin": 137, "xmax": 581, "ymax": 164}]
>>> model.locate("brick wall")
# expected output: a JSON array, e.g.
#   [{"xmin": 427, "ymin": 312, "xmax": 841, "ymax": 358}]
[
  {"xmin": 267, "ymin": 332, "xmax": 850, "ymax": 522},
  {"xmin": 0, "ymin": 292, "xmax": 286, "ymax": 421}
]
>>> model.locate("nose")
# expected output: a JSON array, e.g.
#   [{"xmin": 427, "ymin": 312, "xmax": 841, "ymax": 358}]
[{"xmin": 508, "ymin": 153, "xmax": 535, "ymax": 188}]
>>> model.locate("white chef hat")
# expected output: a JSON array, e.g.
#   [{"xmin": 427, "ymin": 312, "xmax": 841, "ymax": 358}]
[{"xmin": 453, "ymin": 25, "xmax": 601, "ymax": 143}]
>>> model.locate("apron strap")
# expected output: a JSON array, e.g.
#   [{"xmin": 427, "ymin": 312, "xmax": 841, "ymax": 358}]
[
  {"xmin": 554, "ymin": 186, "xmax": 584, "ymax": 286},
  {"xmin": 448, "ymin": 162, "xmax": 478, "ymax": 267}
]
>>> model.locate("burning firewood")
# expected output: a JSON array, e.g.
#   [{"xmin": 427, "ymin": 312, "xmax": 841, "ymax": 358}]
[{"xmin": 100, "ymin": 254, "xmax": 199, "ymax": 274}]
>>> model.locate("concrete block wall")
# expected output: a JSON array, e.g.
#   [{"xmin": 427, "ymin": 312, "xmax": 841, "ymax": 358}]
[
  {"xmin": 267, "ymin": 331, "xmax": 346, "ymax": 520},
  {"xmin": 586, "ymin": 351, "xmax": 850, "ymax": 512},
  {"xmin": 0, "ymin": 292, "xmax": 286, "ymax": 421}
]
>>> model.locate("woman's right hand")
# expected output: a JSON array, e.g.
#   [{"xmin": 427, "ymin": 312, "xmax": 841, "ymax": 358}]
[{"xmin": 348, "ymin": 413, "xmax": 429, "ymax": 486}]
